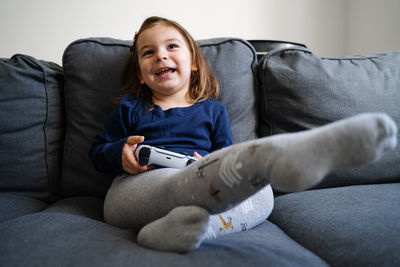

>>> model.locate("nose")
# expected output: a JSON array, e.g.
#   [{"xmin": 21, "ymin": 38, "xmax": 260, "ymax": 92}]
[
  {"xmin": 156, "ymin": 55, "xmax": 167, "ymax": 62},
  {"xmin": 156, "ymin": 49, "xmax": 168, "ymax": 62}
]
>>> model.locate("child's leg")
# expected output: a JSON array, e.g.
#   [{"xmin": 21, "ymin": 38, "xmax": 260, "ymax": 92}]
[
  {"xmin": 104, "ymin": 113, "xmax": 397, "ymax": 252},
  {"xmin": 104, "ymin": 168, "xmax": 182, "ymax": 230},
  {"xmin": 133, "ymin": 184, "xmax": 273, "ymax": 252},
  {"xmin": 202, "ymin": 185, "xmax": 274, "ymax": 240},
  {"xmin": 163, "ymin": 113, "xmax": 397, "ymax": 214},
  {"xmin": 105, "ymin": 172, "xmax": 273, "ymax": 252}
]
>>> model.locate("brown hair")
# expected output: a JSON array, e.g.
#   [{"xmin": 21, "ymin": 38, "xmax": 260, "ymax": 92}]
[{"xmin": 113, "ymin": 16, "xmax": 219, "ymax": 106}]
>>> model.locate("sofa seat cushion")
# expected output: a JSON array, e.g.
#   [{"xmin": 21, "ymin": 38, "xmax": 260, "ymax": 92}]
[
  {"xmin": 61, "ymin": 37, "xmax": 257, "ymax": 197},
  {"xmin": 0, "ymin": 54, "xmax": 65, "ymax": 201},
  {"xmin": 0, "ymin": 193, "xmax": 48, "ymax": 224},
  {"xmin": 0, "ymin": 198, "xmax": 328, "ymax": 267},
  {"xmin": 258, "ymin": 48, "xmax": 400, "ymax": 188},
  {"xmin": 269, "ymin": 183, "xmax": 400, "ymax": 267},
  {"xmin": 43, "ymin": 196, "xmax": 105, "ymax": 222}
]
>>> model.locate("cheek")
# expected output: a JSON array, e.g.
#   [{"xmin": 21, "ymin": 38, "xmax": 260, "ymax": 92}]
[
  {"xmin": 178, "ymin": 54, "xmax": 193, "ymax": 73},
  {"xmin": 138, "ymin": 62, "xmax": 151, "ymax": 78}
]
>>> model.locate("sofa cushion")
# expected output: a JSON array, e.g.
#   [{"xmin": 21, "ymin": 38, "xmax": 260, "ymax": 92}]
[
  {"xmin": 0, "ymin": 208, "xmax": 327, "ymax": 267},
  {"xmin": 258, "ymin": 48, "xmax": 400, "ymax": 188},
  {"xmin": 197, "ymin": 38, "xmax": 257, "ymax": 142},
  {"xmin": 269, "ymin": 184, "xmax": 400, "ymax": 267},
  {"xmin": 0, "ymin": 193, "xmax": 48, "ymax": 224},
  {"xmin": 62, "ymin": 37, "xmax": 257, "ymax": 197},
  {"xmin": 43, "ymin": 196, "xmax": 104, "ymax": 222},
  {"xmin": 0, "ymin": 55, "xmax": 65, "ymax": 201}
]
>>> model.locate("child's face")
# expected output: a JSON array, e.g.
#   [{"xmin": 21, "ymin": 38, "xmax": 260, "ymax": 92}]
[{"xmin": 137, "ymin": 24, "xmax": 194, "ymax": 99}]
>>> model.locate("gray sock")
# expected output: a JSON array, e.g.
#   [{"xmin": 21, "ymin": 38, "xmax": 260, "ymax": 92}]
[{"xmin": 137, "ymin": 206, "xmax": 209, "ymax": 253}]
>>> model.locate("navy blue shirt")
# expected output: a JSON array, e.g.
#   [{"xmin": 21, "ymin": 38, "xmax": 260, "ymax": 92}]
[{"xmin": 89, "ymin": 93, "xmax": 233, "ymax": 177}]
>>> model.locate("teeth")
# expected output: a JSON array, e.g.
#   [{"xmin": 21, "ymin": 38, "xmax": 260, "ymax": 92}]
[
  {"xmin": 156, "ymin": 68, "xmax": 175, "ymax": 75},
  {"xmin": 159, "ymin": 68, "xmax": 169, "ymax": 73}
]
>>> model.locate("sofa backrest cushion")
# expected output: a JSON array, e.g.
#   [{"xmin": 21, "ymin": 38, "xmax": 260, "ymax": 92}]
[
  {"xmin": 258, "ymin": 47, "xmax": 400, "ymax": 188},
  {"xmin": 0, "ymin": 55, "xmax": 65, "ymax": 201},
  {"xmin": 62, "ymin": 37, "xmax": 257, "ymax": 197}
]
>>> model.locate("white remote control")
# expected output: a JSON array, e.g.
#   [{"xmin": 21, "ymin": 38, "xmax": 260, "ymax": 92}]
[{"xmin": 135, "ymin": 145, "xmax": 198, "ymax": 169}]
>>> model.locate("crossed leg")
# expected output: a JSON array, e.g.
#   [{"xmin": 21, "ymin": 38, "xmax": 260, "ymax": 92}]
[{"xmin": 104, "ymin": 113, "xmax": 397, "ymax": 252}]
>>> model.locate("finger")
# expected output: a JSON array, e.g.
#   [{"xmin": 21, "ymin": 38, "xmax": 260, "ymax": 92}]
[
  {"xmin": 193, "ymin": 151, "xmax": 203, "ymax": 159},
  {"xmin": 126, "ymin": 149, "xmax": 145, "ymax": 169},
  {"xmin": 122, "ymin": 147, "xmax": 135, "ymax": 172},
  {"xmin": 146, "ymin": 165, "xmax": 154, "ymax": 170},
  {"xmin": 129, "ymin": 164, "xmax": 152, "ymax": 175},
  {"xmin": 123, "ymin": 158, "xmax": 148, "ymax": 174},
  {"xmin": 122, "ymin": 144, "xmax": 141, "ymax": 167},
  {"xmin": 124, "ymin": 161, "xmax": 153, "ymax": 175},
  {"xmin": 131, "ymin": 153, "xmax": 152, "ymax": 173},
  {"xmin": 126, "ymin": 135, "xmax": 145, "ymax": 145},
  {"xmin": 122, "ymin": 142, "xmax": 149, "ymax": 175}
]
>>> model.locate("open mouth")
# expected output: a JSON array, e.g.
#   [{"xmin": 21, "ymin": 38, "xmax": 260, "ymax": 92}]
[{"xmin": 155, "ymin": 67, "xmax": 176, "ymax": 76}]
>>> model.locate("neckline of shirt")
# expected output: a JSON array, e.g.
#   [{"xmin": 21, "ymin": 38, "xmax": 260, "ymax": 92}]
[{"xmin": 149, "ymin": 100, "xmax": 205, "ymax": 115}]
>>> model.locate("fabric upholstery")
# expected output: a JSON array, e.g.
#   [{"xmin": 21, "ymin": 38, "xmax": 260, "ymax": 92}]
[
  {"xmin": 258, "ymin": 48, "xmax": 400, "ymax": 188},
  {"xmin": 43, "ymin": 196, "xmax": 105, "ymax": 222},
  {"xmin": 61, "ymin": 37, "xmax": 257, "ymax": 197},
  {"xmin": 0, "ymin": 55, "xmax": 65, "ymax": 201},
  {"xmin": 0, "ymin": 193, "xmax": 48, "ymax": 224},
  {"xmin": 0, "ymin": 203, "xmax": 327, "ymax": 267},
  {"xmin": 269, "ymin": 183, "xmax": 400, "ymax": 267},
  {"xmin": 197, "ymin": 38, "xmax": 257, "ymax": 143}
]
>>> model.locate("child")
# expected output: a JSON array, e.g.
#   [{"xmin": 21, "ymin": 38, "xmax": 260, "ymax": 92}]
[{"xmin": 89, "ymin": 16, "xmax": 397, "ymax": 253}]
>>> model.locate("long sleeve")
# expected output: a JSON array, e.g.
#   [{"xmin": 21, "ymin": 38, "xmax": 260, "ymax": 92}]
[
  {"xmin": 210, "ymin": 105, "xmax": 233, "ymax": 151},
  {"xmin": 89, "ymin": 102, "xmax": 133, "ymax": 177}
]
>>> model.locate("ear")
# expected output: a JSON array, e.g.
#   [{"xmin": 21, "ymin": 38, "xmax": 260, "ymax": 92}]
[
  {"xmin": 191, "ymin": 65, "xmax": 198, "ymax": 71},
  {"xmin": 137, "ymin": 72, "xmax": 145, "ymax": 84}
]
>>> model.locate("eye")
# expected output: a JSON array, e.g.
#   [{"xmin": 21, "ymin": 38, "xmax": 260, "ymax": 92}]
[
  {"xmin": 168, "ymin": 43, "xmax": 179, "ymax": 49},
  {"xmin": 142, "ymin": 50, "xmax": 153, "ymax": 57}
]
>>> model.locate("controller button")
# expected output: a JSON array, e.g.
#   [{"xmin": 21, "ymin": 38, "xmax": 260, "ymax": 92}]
[{"xmin": 186, "ymin": 159, "xmax": 196, "ymax": 166}]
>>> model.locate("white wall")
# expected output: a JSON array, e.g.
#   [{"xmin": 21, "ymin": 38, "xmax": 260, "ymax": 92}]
[
  {"xmin": 347, "ymin": 0, "xmax": 400, "ymax": 55},
  {"xmin": 0, "ymin": 0, "xmax": 399, "ymax": 64}
]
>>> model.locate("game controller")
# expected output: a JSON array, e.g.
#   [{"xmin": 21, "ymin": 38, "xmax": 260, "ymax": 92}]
[{"xmin": 135, "ymin": 145, "xmax": 198, "ymax": 169}]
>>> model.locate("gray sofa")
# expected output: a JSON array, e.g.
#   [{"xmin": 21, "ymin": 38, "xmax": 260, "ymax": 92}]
[{"xmin": 1, "ymin": 37, "xmax": 399, "ymax": 267}]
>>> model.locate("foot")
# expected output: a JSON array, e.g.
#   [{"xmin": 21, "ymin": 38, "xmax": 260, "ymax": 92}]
[
  {"xmin": 137, "ymin": 206, "xmax": 209, "ymax": 253},
  {"xmin": 256, "ymin": 112, "xmax": 397, "ymax": 191}
]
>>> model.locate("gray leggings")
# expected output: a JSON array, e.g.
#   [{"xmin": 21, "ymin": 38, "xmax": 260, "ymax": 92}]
[{"xmin": 104, "ymin": 168, "xmax": 273, "ymax": 239}]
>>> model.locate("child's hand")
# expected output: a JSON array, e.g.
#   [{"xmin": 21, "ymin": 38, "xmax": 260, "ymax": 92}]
[
  {"xmin": 193, "ymin": 151, "xmax": 203, "ymax": 159},
  {"xmin": 122, "ymin": 136, "xmax": 153, "ymax": 175}
]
